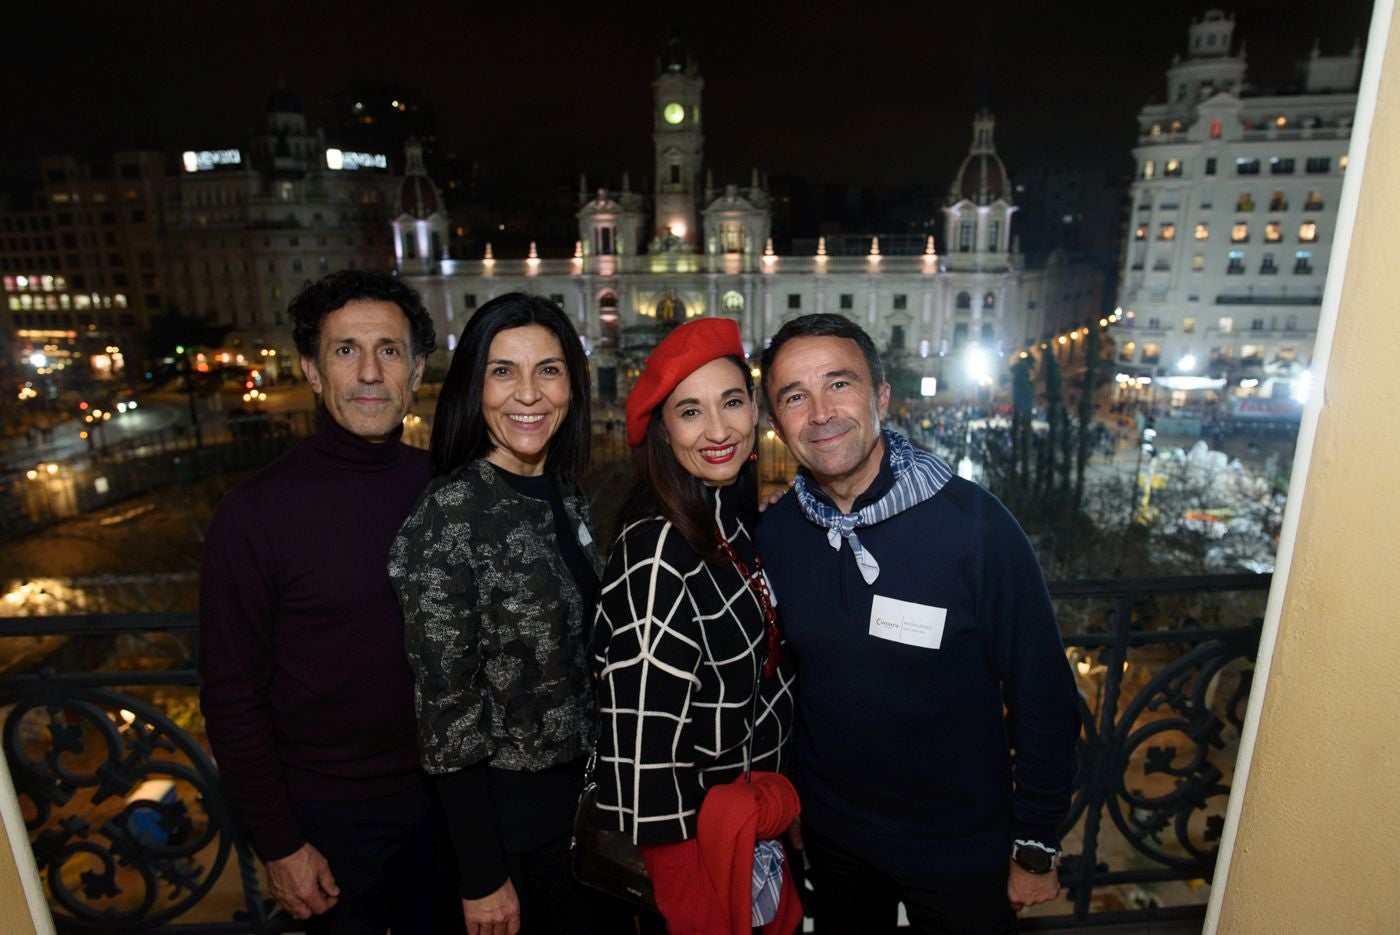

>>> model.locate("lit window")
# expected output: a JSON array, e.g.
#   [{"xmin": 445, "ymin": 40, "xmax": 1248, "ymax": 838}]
[
  {"xmin": 1305, "ymin": 191, "xmax": 1323, "ymax": 210},
  {"xmin": 722, "ymin": 290, "xmax": 744, "ymax": 312},
  {"xmin": 1134, "ymin": 226, "xmax": 1148, "ymax": 241},
  {"xmin": 1150, "ymin": 124, "xmax": 1162, "ymax": 138},
  {"xmin": 1218, "ymin": 317, "xmax": 1234, "ymax": 333},
  {"xmin": 1191, "ymin": 254, "xmax": 1206, "ymax": 271},
  {"xmin": 1269, "ymin": 191, "xmax": 1288, "ymax": 211},
  {"xmin": 1165, "ymin": 159, "xmax": 1182, "ymax": 177},
  {"xmin": 1184, "ymin": 317, "xmax": 1196, "ymax": 333},
  {"xmin": 1276, "ymin": 116, "xmax": 1288, "ymax": 128},
  {"xmin": 1265, "ymin": 222, "xmax": 1282, "ymax": 242},
  {"xmin": 1231, "ymin": 223, "xmax": 1249, "ymax": 242},
  {"xmin": 1119, "ymin": 340, "xmax": 1137, "ymax": 362},
  {"xmin": 1158, "ymin": 223, "xmax": 1176, "ymax": 241},
  {"xmin": 1237, "ymin": 192, "xmax": 1255, "ymax": 212},
  {"xmin": 1142, "ymin": 160, "xmax": 1155, "ymax": 180},
  {"xmin": 1340, "ymin": 154, "xmax": 1349, "ymax": 171},
  {"xmin": 1210, "ymin": 120, "xmax": 1223, "ymax": 139},
  {"xmin": 1299, "ymin": 221, "xmax": 1318, "ymax": 242},
  {"xmin": 1194, "ymin": 223, "xmax": 1210, "ymax": 240}
]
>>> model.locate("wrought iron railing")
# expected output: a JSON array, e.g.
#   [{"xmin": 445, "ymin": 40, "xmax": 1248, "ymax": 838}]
[{"xmin": 0, "ymin": 572, "xmax": 1267, "ymax": 931}]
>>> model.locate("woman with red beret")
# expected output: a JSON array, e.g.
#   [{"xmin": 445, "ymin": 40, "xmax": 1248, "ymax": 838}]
[{"xmin": 592, "ymin": 317, "xmax": 802, "ymax": 934}]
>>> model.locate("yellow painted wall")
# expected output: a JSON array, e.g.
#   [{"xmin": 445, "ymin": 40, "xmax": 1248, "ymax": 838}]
[
  {"xmin": 0, "ymin": 751, "xmax": 50, "ymax": 934},
  {"xmin": 1215, "ymin": 3, "xmax": 1400, "ymax": 931}
]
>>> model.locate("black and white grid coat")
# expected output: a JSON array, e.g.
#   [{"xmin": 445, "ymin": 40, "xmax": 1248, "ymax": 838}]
[{"xmin": 594, "ymin": 483, "xmax": 796, "ymax": 845}]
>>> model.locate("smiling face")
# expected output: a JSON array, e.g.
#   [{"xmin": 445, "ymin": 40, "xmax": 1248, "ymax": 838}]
[
  {"xmin": 300, "ymin": 299, "xmax": 424, "ymax": 442},
  {"xmin": 481, "ymin": 324, "xmax": 571, "ymax": 476},
  {"xmin": 661, "ymin": 357, "xmax": 758, "ymax": 487},
  {"xmin": 766, "ymin": 335, "xmax": 890, "ymax": 510}
]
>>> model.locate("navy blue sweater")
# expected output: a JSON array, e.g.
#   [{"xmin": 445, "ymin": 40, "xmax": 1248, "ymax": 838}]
[{"xmin": 756, "ymin": 451, "xmax": 1079, "ymax": 879}]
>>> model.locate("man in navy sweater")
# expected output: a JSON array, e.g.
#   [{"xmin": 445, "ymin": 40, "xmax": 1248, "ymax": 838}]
[
  {"xmin": 756, "ymin": 314, "xmax": 1080, "ymax": 934},
  {"xmin": 199, "ymin": 271, "xmax": 449, "ymax": 934}
]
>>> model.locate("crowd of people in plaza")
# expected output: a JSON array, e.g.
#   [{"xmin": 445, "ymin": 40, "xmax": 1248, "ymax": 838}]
[{"xmin": 198, "ymin": 270, "xmax": 1081, "ymax": 935}]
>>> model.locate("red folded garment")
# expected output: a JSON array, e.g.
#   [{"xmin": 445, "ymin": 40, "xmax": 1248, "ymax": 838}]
[{"xmin": 640, "ymin": 772, "xmax": 802, "ymax": 935}]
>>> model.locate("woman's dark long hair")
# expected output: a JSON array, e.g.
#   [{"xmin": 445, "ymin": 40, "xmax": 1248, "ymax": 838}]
[
  {"xmin": 429, "ymin": 292, "xmax": 591, "ymax": 481},
  {"xmin": 614, "ymin": 356, "xmax": 757, "ymax": 562}
]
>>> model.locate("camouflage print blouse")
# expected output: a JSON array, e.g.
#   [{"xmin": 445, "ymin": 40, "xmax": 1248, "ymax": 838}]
[{"xmin": 389, "ymin": 458, "xmax": 601, "ymax": 774}]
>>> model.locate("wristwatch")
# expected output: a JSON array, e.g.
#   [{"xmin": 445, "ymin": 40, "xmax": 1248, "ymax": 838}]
[{"xmin": 1011, "ymin": 839, "xmax": 1059, "ymax": 874}]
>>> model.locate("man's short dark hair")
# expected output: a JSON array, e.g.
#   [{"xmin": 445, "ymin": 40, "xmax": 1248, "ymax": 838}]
[
  {"xmin": 760, "ymin": 313, "xmax": 885, "ymax": 408},
  {"xmin": 289, "ymin": 270, "xmax": 437, "ymax": 360}
]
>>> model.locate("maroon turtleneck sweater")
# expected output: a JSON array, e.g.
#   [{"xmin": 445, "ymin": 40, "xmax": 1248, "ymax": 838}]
[{"xmin": 199, "ymin": 408, "xmax": 431, "ymax": 861}]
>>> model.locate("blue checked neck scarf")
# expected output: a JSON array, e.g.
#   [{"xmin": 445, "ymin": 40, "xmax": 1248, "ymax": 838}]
[{"xmin": 792, "ymin": 430, "xmax": 954, "ymax": 585}]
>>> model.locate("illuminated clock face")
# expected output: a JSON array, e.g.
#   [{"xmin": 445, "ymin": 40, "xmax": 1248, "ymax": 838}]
[{"xmin": 663, "ymin": 102, "xmax": 685, "ymax": 125}]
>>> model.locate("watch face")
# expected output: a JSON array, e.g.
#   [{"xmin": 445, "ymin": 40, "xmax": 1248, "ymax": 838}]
[
  {"xmin": 1014, "ymin": 844, "xmax": 1054, "ymax": 874},
  {"xmin": 663, "ymin": 102, "xmax": 685, "ymax": 125}
]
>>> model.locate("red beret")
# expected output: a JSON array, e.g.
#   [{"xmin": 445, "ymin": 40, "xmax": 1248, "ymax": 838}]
[{"xmin": 626, "ymin": 317, "xmax": 745, "ymax": 447}]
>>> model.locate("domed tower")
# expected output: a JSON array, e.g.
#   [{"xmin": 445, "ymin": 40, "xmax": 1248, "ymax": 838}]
[
  {"xmin": 1163, "ymin": 9, "xmax": 1247, "ymax": 115},
  {"xmin": 651, "ymin": 31, "xmax": 704, "ymax": 253},
  {"xmin": 392, "ymin": 138, "xmax": 448, "ymax": 274},
  {"xmin": 942, "ymin": 112, "xmax": 1017, "ymax": 271},
  {"xmin": 255, "ymin": 86, "xmax": 317, "ymax": 177}
]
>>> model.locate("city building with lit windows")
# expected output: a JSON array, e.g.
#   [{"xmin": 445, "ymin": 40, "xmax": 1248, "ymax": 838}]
[
  {"xmin": 0, "ymin": 150, "xmax": 168, "ymax": 377},
  {"xmin": 399, "ymin": 36, "xmax": 1100, "ymax": 401},
  {"xmin": 1117, "ymin": 9, "xmax": 1360, "ymax": 416},
  {"xmin": 159, "ymin": 89, "xmax": 401, "ymax": 377}
]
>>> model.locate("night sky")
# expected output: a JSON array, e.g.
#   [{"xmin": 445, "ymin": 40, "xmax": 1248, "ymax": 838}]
[{"xmin": 4, "ymin": 0, "xmax": 1377, "ymax": 196}]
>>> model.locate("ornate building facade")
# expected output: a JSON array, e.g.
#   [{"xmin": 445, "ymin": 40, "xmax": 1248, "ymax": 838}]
[
  {"xmin": 1117, "ymin": 10, "xmax": 1360, "ymax": 410},
  {"xmin": 402, "ymin": 40, "xmax": 1101, "ymax": 400},
  {"xmin": 160, "ymin": 90, "xmax": 401, "ymax": 377}
]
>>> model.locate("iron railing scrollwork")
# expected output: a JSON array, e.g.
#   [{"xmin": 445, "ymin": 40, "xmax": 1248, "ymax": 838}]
[
  {"xmin": 0, "ymin": 616, "xmax": 278, "ymax": 933},
  {"xmin": 2, "ymin": 574, "xmax": 1269, "ymax": 930}
]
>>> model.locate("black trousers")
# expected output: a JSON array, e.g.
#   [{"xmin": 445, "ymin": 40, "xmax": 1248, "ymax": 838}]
[
  {"xmin": 503, "ymin": 831, "xmax": 637, "ymax": 935},
  {"xmin": 291, "ymin": 783, "xmax": 463, "ymax": 935},
  {"xmin": 804, "ymin": 825, "xmax": 1017, "ymax": 935}
]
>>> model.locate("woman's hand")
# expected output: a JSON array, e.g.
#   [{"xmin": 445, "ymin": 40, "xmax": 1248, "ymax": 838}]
[
  {"xmin": 758, "ymin": 482, "xmax": 791, "ymax": 512},
  {"xmin": 462, "ymin": 879, "xmax": 521, "ymax": 935}
]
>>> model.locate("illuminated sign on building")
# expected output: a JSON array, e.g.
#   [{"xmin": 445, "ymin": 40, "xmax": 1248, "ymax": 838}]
[
  {"xmin": 325, "ymin": 149, "xmax": 388, "ymax": 171},
  {"xmin": 181, "ymin": 150, "xmax": 243, "ymax": 173}
]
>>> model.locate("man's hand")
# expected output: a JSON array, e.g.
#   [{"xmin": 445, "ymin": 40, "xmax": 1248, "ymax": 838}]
[
  {"xmin": 267, "ymin": 843, "xmax": 339, "ymax": 920},
  {"xmin": 463, "ymin": 879, "xmax": 521, "ymax": 935},
  {"xmin": 1007, "ymin": 861, "xmax": 1059, "ymax": 912}
]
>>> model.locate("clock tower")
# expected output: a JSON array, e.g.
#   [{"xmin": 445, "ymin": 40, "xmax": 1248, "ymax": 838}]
[{"xmin": 652, "ymin": 32, "xmax": 703, "ymax": 253}]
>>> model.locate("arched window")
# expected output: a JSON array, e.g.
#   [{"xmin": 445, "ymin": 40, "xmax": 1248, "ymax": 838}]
[
  {"xmin": 956, "ymin": 291, "xmax": 971, "ymax": 310},
  {"xmin": 983, "ymin": 292, "xmax": 996, "ymax": 309},
  {"xmin": 598, "ymin": 292, "xmax": 620, "ymax": 348},
  {"xmin": 722, "ymin": 290, "xmax": 744, "ymax": 312}
]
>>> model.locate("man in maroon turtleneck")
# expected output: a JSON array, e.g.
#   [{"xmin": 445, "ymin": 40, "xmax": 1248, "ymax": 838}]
[{"xmin": 199, "ymin": 270, "xmax": 448, "ymax": 934}]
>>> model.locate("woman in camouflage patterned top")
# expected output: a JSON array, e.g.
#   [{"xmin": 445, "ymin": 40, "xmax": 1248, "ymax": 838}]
[{"xmin": 390, "ymin": 293, "xmax": 620, "ymax": 935}]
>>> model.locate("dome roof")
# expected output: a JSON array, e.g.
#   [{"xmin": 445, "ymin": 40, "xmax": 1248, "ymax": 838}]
[
  {"xmin": 948, "ymin": 112, "xmax": 1013, "ymax": 207},
  {"xmin": 265, "ymin": 88, "xmax": 304, "ymax": 115},
  {"xmin": 398, "ymin": 176, "xmax": 439, "ymax": 219},
  {"xmin": 954, "ymin": 153, "xmax": 1009, "ymax": 204}
]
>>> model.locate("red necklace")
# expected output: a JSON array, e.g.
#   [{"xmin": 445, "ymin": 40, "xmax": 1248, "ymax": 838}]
[{"xmin": 715, "ymin": 529, "xmax": 782, "ymax": 678}]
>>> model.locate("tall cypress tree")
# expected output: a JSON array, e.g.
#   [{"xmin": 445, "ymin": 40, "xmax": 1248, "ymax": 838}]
[
  {"xmin": 1074, "ymin": 325, "xmax": 1102, "ymax": 513},
  {"xmin": 1041, "ymin": 349, "xmax": 1064, "ymax": 498}
]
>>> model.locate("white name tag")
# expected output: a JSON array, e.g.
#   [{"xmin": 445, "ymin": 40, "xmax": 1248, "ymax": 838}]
[
  {"xmin": 578, "ymin": 521, "xmax": 593, "ymax": 547},
  {"xmin": 868, "ymin": 595, "xmax": 947, "ymax": 650}
]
